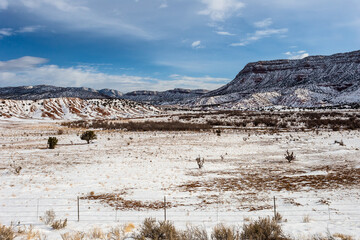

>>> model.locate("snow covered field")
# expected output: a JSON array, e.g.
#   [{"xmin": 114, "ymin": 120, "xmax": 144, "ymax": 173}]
[{"xmin": 0, "ymin": 117, "xmax": 359, "ymax": 239}]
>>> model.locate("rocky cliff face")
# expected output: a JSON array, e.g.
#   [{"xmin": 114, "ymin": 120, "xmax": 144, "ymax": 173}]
[{"xmin": 193, "ymin": 50, "xmax": 360, "ymax": 108}]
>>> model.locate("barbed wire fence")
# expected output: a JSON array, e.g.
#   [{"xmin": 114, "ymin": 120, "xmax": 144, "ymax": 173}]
[{"xmin": 0, "ymin": 195, "xmax": 359, "ymax": 227}]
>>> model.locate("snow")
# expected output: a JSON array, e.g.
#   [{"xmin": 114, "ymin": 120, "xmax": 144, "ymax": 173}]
[{"xmin": 0, "ymin": 119, "xmax": 359, "ymax": 239}]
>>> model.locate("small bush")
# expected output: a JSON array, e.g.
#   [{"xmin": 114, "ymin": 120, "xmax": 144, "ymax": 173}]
[
  {"xmin": 303, "ymin": 215, "xmax": 310, "ymax": 223},
  {"xmin": 211, "ymin": 224, "xmax": 239, "ymax": 240},
  {"xmin": 40, "ymin": 209, "xmax": 56, "ymax": 225},
  {"xmin": 0, "ymin": 224, "xmax": 15, "ymax": 240},
  {"xmin": 334, "ymin": 140, "xmax": 345, "ymax": 146},
  {"xmin": 273, "ymin": 212, "xmax": 283, "ymax": 223},
  {"xmin": 51, "ymin": 219, "xmax": 67, "ymax": 230},
  {"xmin": 215, "ymin": 129, "xmax": 221, "ymax": 136},
  {"xmin": 284, "ymin": 150, "xmax": 295, "ymax": 163},
  {"xmin": 87, "ymin": 227, "xmax": 105, "ymax": 239},
  {"xmin": 9, "ymin": 161, "xmax": 22, "ymax": 175},
  {"xmin": 61, "ymin": 232, "xmax": 86, "ymax": 240},
  {"xmin": 196, "ymin": 156, "xmax": 205, "ymax": 169},
  {"xmin": 241, "ymin": 217, "xmax": 289, "ymax": 240},
  {"xmin": 47, "ymin": 137, "xmax": 58, "ymax": 149},
  {"xmin": 135, "ymin": 218, "xmax": 179, "ymax": 240},
  {"xmin": 180, "ymin": 226, "xmax": 208, "ymax": 240},
  {"xmin": 108, "ymin": 225, "xmax": 127, "ymax": 240},
  {"xmin": 80, "ymin": 131, "xmax": 97, "ymax": 144}
]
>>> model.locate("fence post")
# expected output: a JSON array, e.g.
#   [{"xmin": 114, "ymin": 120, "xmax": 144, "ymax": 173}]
[
  {"xmin": 77, "ymin": 196, "xmax": 80, "ymax": 222},
  {"xmin": 164, "ymin": 196, "xmax": 167, "ymax": 221},
  {"xmin": 36, "ymin": 199, "xmax": 40, "ymax": 221},
  {"xmin": 273, "ymin": 196, "xmax": 277, "ymax": 219}
]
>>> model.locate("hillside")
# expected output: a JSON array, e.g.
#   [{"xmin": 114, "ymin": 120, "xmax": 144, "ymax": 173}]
[
  {"xmin": 0, "ymin": 97, "xmax": 160, "ymax": 120},
  {"xmin": 191, "ymin": 50, "xmax": 360, "ymax": 108}
]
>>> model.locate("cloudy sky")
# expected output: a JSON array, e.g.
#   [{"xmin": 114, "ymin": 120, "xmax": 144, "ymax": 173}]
[{"xmin": 0, "ymin": 0, "xmax": 359, "ymax": 92}]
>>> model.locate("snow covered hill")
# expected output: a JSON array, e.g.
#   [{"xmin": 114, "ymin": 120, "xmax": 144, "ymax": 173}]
[
  {"xmin": 190, "ymin": 50, "xmax": 360, "ymax": 109},
  {"xmin": 0, "ymin": 97, "xmax": 160, "ymax": 120}
]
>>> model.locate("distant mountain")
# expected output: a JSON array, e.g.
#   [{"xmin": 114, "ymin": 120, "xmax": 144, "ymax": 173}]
[
  {"xmin": 0, "ymin": 85, "xmax": 110, "ymax": 100},
  {"xmin": 0, "ymin": 85, "xmax": 208, "ymax": 105},
  {"xmin": 0, "ymin": 97, "xmax": 160, "ymax": 120},
  {"xmin": 190, "ymin": 50, "xmax": 360, "ymax": 109},
  {"xmin": 122, "ymin": 88, "xmax": 209, "ymax": 105}
]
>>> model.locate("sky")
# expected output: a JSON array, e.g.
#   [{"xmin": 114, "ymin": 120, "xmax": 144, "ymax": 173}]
[{"xmin": 0, "ymin": 0, "xmax": 359, "ymax": 92}]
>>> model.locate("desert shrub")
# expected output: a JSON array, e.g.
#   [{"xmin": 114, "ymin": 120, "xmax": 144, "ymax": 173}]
[
  {"xmin": 47, "ymin": 137, "xmax": 58, "ymax": 149},
  {"xmin": 134, "ymin": 218, "xmax": 179, "ymax": 240},
  {"xmin": 63, "ymin": 120, "xmax": 211, "ymax": 132},
  {"xmin": 57, "ymin": 129, "xmax": 64, "ymax": 135},
  {"xmin": 80, "ymin": 131, "xmax": 97, "ymax": 144},
  {"xmin": 273, "ymin": 212, "xmax": 283, "ymax": 223},
  {"xmin": 332, "ymin": 233, "xmax": 354, "ymax": 240},
  {"xmin": 108, "ymin": 225, "xmax": 127, "ymax": 240},
  {"xmin": 215, "ymin": 129, "xmax": 222, "ymax": 136},
  {"xmin": 61, "ymin": 232, "xmax": 86, "ymax": 240},
  {"xmin": 211, "ymin": 224, "xmax": 239, "ymax": 240},
  {"xmin": 303, "ymin": 215, "xmax": 310, "ymax": 223},
  {"xmin": 9, "ymin": 161, "xmax": 22, "ymax": 175},
  {"xmin": 196, "ymin": 156, "xmax": 205, "ymax": 169},
  {"xmin": 87, "ymin": 227, "xmax": 105, "ymax": 239},
  {"xmin": 241, "ymin": 217, "xmax": 288, "ymax": 240},
  {"xmin": 51, "ymin": 218, "xmax": 67, "ymax": 230},
  {"xmin": 334, "ymin": 140, "xmax": 345, "ymax": 146},
  {"xmin": 284, "ymin": 150, "xmax": 295, "ymax": 163},
  {"xmin": 40, "ymin": 209, "xmax": 56, "ymax": 225},
  {"xmin": 0, "ymin": 224, "xmax": 15, "ymax": 240},
  {"xmin": 180, "ymin": 226, "xmax": 208, "ymax": 240}
]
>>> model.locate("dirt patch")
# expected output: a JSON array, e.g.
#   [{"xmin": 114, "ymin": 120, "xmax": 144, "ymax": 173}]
[{"xmin": 81, "ymin": 193, "xmax": 174, "ymax": 210}]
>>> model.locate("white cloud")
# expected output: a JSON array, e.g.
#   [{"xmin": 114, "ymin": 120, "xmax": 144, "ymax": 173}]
[
  {"xmin": 191, "ymin": 40, "xmax": 204, "ymax": 49},
  {"xmin": 0, "ymin": 56, "xmax": 48, "ymax": 71},
  {"xmin": 17, "ymin": 25, "xmax": 43, "ymax": 33},
  {"xmin": 11, "ymin": 0, "xmax": 152, "ymax": 39},
  {"xmin": 0, "ymin": 56, "xmax": 229, "ymax": 91},
  {"xmin": 198, "ymin": 0, "xmax": 245, "ymax": 21},
  {"xmin": 159, "ymin": 0, "xmax": 168, "ymax": 8},
  {"xmin": 20, "ymin": 0, "xmax": 88, "ymax": 12},
  {"xmin": 0, "ymin": 26, "xmax": 43, "ymax": 39},
  {"xmin": 285, "ymin": 50, "xmax": 309, "ymax": 59},
  {"xmin": 0, "ymin": 0, "xmax": 8, "ymax": 9},
  {"xmin": 0, "ymin": 28, "xmax": 13, "ymax": 38},
  {"xmin": 254, "ymin": 18, "xmax": 273, "ymax": 28},
  {"xmin": 216, "ymin": 31, "xmax": 235, "ymax": 36},
  {"xmin": 231, "ymin": 28, "xmax": 288, "ymax": 46}
]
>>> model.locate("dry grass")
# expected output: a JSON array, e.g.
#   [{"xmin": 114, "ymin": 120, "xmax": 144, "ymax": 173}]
[
  {"xmin": 241, "ymin": 217, "xmax": 289, "ymax": 240},
  {"xmin": 179, "ymin": 165, "xmax": 360, "ymax": 198},
  {"xmin": 51, "ymin": 219, "xmax": 67, "ymax": 230},
  {"xmin": 61, "ymin": 232, "xmax": 85, "ymax": 240},
  {"xmin": 0, "ymin": 224, "xmax": 15, "ymax": 240},
  {"xmin": 211, "ymin": 224, "xmax": 239, "ymax": 240},
  {"xmin": 134, "ymin": 218, "xmax": 179, "ymax": 240},
  {"xmin": 179, "ymin": 226, "xmax": 208, "ymax": 240},
  {"xmin": 303, "ymin": 215, "xmax": 310, "ymax": 223},
  {"xmin": 81, "ymin": 193, "xmax": 173, "ymax": 210}
]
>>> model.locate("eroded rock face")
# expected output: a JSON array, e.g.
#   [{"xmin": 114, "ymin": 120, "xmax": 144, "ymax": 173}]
[{"xmin": 195, "ymin": 50, "xmax": 360, "ymax": 108}]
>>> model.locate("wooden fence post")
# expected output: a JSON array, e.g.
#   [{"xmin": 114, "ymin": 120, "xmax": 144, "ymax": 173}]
[
  {"xmin": 164, "ymin": 196, "xmax": 167, "ymax": 221},
  {"xmin": 273, "ymin": 196, "xmax": 277, "ymax": 219},
  {"xmin": 77, "ymin": 196, "xmax": 80, "ymax": 222}
]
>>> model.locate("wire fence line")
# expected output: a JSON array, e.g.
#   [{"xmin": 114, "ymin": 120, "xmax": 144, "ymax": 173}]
[{"xmin": 0, "ymin": 196, "xmax": 359, "ymax": 225}]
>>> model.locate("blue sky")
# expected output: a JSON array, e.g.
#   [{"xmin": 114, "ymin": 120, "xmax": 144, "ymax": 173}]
[{"xmin": 0, "ymin": 0, "xmax": 359, "ymax": 92}]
